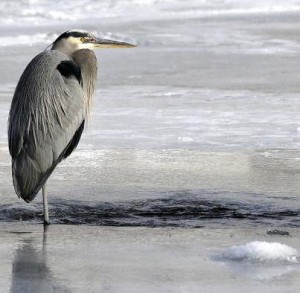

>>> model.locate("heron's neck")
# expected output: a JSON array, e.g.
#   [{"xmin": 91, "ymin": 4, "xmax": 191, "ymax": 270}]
[{"xmin": 72, "ymin": 49, "xmax": 97, "ymax": 117}]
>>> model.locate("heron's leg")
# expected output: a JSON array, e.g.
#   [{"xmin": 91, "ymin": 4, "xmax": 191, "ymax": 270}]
[{"xmin": 42, "ymin": 185, "xmax": 50, "ymax": 225}]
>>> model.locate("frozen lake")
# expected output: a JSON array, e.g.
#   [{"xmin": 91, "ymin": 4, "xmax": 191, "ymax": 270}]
[{"xmin": 0, "ymin": 0, "xmax": 300, "ymax": 292}]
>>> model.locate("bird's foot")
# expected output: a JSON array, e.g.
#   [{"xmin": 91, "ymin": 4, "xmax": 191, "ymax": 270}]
[{"xmin": 43, "ymin": 220, "xmax": 50, "ymax": 226}]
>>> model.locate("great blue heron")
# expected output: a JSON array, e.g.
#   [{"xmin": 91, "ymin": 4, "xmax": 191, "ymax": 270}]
[{"xmin": 8, "ymin": 29, "xmax": 135, "ymax": 225}]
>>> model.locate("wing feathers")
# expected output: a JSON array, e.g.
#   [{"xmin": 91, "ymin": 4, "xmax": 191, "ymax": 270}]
[{"xmin": 57, "ymin": 60, "xmax": 82, "ymax": 84}]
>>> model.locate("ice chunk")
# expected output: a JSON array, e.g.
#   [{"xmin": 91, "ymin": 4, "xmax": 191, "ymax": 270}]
[{"xmin": 217, "ymin": 241, "xmax": 298, "ymax": 264}]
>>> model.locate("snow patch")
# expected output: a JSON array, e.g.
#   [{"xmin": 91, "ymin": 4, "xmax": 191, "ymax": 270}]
[{"xmin": 217, "ymin": 241, "xmax": 299, "ymax": 264}]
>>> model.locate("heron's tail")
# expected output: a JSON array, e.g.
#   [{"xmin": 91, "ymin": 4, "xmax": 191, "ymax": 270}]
[{"xmin": 12, "ymin": 151, "xmax": 47, "ymax": 203}]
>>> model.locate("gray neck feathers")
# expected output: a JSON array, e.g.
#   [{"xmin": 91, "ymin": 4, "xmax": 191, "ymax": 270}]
[
  {"xmin": 72, "ymin": 49, "xmax": 97, "ymax": 117},
  {"xmin": 51, "ymin": 40, "xmax": 97, "ymax": 117}
]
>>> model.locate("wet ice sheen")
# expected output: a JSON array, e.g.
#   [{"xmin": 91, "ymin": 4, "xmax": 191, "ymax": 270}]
[{"xmin": 0, "ymin": 193, "xmax": 299, "ymax": 227}]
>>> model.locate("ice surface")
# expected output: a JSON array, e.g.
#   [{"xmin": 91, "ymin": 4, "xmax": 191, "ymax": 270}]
[
  {"xmin": 2, "ymin": 224, "xmax": 300, "ymax": 293},
  {"xmin": 1, "ymin": 0, "xmax": 300, "ymax": 27}
]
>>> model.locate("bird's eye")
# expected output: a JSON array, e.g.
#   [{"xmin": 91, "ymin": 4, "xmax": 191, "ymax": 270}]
[{"xmin": 80, "ymin": 37, "xmax": 85, "ymax": 42}]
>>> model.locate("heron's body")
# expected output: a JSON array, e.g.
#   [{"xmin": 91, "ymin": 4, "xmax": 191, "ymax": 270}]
[
  {"xmin": 9, "ymin": 49, "xmax": 95, "ymax": 202},
  {"xmin": 8, "ymin": 30, "xmax": 135, "ymax": 223}
]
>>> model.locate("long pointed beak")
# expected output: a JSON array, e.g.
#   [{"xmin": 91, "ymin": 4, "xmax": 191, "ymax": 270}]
[{"xmin": 94, "ymin": 38, "xmax": 136, "ymax": 48}]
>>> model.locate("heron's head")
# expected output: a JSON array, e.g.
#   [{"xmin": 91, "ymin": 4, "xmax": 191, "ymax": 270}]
[{"xmin": 51, "ymin": 29, "xmax": 136, "ymax": 55}]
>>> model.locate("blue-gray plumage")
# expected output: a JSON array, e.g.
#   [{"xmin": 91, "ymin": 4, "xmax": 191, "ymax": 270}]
[{"xmin": 8, "ymin": 29, "xmax": 135, "ymax": 224}]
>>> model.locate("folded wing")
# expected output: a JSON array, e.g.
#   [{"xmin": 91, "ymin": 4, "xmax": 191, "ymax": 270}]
[{"xmin": 8, "ymin": 50, "xmax": 85, "ymax": 202}]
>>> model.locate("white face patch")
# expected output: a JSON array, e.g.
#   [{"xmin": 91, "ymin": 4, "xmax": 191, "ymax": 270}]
[
  {"xmin": 67, "ymin": 36, "xmax": 95, "ymax": 50},
  {"xmin": 67, "ymin": 36, "xmax": 82, "ymax": 46}
]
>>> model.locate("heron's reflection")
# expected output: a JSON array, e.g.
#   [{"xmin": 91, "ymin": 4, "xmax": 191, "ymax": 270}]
[{"xmin": 10, "ymin": 226, "xmax": 69, "ymax": 293}]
